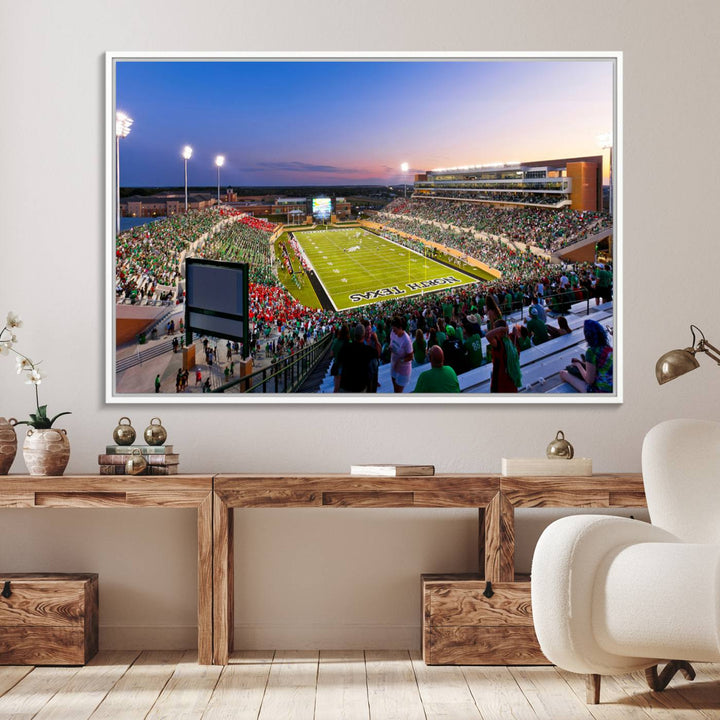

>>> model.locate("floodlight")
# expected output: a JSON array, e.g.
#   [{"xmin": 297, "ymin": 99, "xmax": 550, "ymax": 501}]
[
  {"xmin": 597, "ymin": 132, "xmax": 613, "ymax": 149},
  {"xmin": 115, "ymin": 111, "xmax": 133, "ymax": 138},
  {"xmin": 400, "ymin": 162, "xmax": 409, "ymax": 173},
  {"xmin": 115, "ymin": 112, "xmax": 133, "ymax": 237},
  {"xmin": 182, "ymin": 146, "xmax": 193, "ymax": 212},
  {"xmin": 215, "ymin": 156, "xmax": 225, "ymax": 205}
]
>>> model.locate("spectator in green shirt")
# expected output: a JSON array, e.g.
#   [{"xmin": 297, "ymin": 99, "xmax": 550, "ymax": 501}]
[
  {"xmin": 595, "ymin": 264, "xmax": 612, "ymax": 304},
  {"xmin": 526, "ymin": 306, "xmax": 550, "ymax": 345},
  {"xmin": 463, "ymin": 314, "xmax": 484, "ymax": 369},
  {"xmin": 413, "ymin": 346, "xmax": 460, "ymax": 393}
]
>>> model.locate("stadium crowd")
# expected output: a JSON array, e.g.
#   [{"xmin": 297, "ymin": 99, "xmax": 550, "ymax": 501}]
[
  {"xmin": 116, "ymin": 206, "xmax": 613, "ymax": 393},
  {"xmin": 382, "ymin": 198, "xmax": 611, "ymax": 252},
  {"xmin": 116, "ymin": 209, "xmax": 223, "ymax": 301},
  {"xmin": 370, "ymin": 219, "xmax": 553, "ymax": 286},
  {"xmin": 197, "ymin": 216, "xmax": 277, "ymax": 285},
  {"xmin": 422, "ymin": 190, "xmax": 567, "ymax": 206}
]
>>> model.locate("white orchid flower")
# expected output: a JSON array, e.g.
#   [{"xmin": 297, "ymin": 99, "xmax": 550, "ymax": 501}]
[
  {"xmin": 16, "ymin": 356, "xmax": 33, "ymax": 373},
  {"xmin": 6, "ymin": 312, "xmax": 22, "ymax": 329},
  {"xmin": 25, "ymin": 368, "xmax": 46, "ymax": 385},
  {"xmin": 0, "ymin": 341, "xmax": 10, "ymax": 356}
]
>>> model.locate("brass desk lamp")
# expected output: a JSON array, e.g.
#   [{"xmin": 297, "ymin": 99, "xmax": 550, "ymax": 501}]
[{"xmin": 656, "ymin": 325, "xmax": 720, "ymax": 384}]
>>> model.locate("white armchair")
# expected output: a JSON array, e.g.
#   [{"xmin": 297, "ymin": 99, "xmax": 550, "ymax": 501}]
[{"xmin": 531, "ymin": 418, "xmax": 720, "ymax": 703}]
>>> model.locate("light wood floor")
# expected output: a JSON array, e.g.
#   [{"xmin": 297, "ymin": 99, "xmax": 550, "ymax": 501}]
[{"xmin": 0, "ymin": 650, "xmax": 718, "ymax": 719}]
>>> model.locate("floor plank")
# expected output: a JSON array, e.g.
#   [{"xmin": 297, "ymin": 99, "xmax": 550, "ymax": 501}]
[
  {"xmin": 257, "ymin": 651, "xmax": 319, "ymax": 720},
  {"xmin": 673, "ymin": 663, "xmax": 720, "ymax": 720},
  {"xmin": 33, "ymin": 651, "xmax": 140, "ymax": 720},
  {"xmin": 314, "ymin": 650, "xmax": 369, "ymax": 720},
  {"xmin": 0, "ymin": 652, "xmax": 717, "ymax": 720},
  {"xmin": 594, "ymin": 669, "xmax": 700, "ymax": 720},
  {"xmin": 0, "ymin": 665, "xmax": 80, "ymax": 719},
  {"xmin": 0, "ymin": 667, "xmax": 33, "ymax": 699},
  {"xmin": 510, "ymin": 666, "xmax": 596, "ymax": 720},
  {"xmin": 365, "ymin": 650, "xmax": 425, "ymax": 720},
  {"xmin": 410, "ymin": 649, "xmax": 483, "ymax": 719},
  {"xmin": 555, "ymin": 668, "xmax": 653, "ymax": 719},
  {"xmin": 463, "ymin": 665, "xmax": 538, "ymax": 720},
  {"xmin": 89, "ymin": 650, "xmax": 184, "ymax": 720},
  {"xmin": 145, "ymin": 649, "xmax": 223, "ymax": 720},
  {"xmin": 202, "ymin": 651, "xmax": 273, "ymax": 720}
]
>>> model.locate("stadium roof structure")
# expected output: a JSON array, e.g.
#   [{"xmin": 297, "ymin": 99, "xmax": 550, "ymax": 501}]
[
  {"xmin": 122, "ymin": 192, "xmax": 215, "ymax": 204},
  {"xmin": 415, "ymin": 155, "xmax": 604, "ymax": 212}
]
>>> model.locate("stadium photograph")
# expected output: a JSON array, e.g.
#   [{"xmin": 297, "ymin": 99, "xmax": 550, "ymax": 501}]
[{"xmin": 109, "ymin": 53, "xmax": 619, "ymax": 402}]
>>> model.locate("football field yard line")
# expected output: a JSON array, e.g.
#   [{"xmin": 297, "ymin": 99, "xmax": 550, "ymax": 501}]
[{"xmin": 295, "ymin": 228, "xmax": 480, "ymax": 311}]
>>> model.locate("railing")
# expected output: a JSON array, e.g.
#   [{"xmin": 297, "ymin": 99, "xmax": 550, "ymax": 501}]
[
  {"xmin": 116, "ymin": 338, "xmax": 177, "ymax": 374},
  {"xmin": 214, "ymin": 333, "xmax": 333, "ymax": 394},
  {"xmin": 501, "ymin": 286, "xmax": 608, "ymax": 323},
  {"xmin": 117, "ymin": 297, "xmax": 174, "ymax": 307}
]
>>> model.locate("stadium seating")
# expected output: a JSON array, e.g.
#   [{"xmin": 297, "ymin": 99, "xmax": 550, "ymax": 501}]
[{"xmin": 317, "ymin": 298, "xmax": 613, "ymax": 394}]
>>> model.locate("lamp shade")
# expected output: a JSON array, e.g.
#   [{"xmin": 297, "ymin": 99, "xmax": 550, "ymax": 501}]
[{"xmin": 655, "ymin": 348, "xmax": 700, "ymax": 385}]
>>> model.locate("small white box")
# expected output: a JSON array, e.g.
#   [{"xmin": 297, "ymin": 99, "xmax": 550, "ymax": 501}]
[{"xmin": 501, "ymin": 457, "xmax": 593, "ymax": 476}]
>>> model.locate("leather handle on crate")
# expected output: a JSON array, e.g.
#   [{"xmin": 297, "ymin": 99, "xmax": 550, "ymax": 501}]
[
  {"xmin": 1, "ymin": 581, "xmax": 11, "ymax": 599},
  {"xmin": 483, "ymin": 581, "xmax": 494, "ymax": 599}
]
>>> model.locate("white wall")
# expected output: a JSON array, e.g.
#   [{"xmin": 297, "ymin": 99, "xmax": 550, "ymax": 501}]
[{"xmin": 1, "ymin": 0, "xmax": 718, "ymax": 649}]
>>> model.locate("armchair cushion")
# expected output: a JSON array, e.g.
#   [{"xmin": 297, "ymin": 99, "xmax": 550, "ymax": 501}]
[
  {"xmin": 594, "ymin": 541, "xmax": 720, "ymax": 662},
  {"xmin": 531, "ymin": 514, "xmax": 680, "ymax": 674}
]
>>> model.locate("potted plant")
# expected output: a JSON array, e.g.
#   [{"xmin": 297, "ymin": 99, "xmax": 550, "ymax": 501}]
[{"xmin": 1, "ymin": 312, "xmax": 72, "ymax": 476}]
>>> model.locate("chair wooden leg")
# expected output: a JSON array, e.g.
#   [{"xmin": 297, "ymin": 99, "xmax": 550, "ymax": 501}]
[
  {"xmin": 586, "ymin": 674, "xmax": 601, "ymax": 704},
  {"xmin": 645, "ymin": 661, "xmax": 696, "ymax": 692}
]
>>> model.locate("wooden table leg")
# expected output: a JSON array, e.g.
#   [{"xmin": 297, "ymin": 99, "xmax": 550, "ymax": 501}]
[
  {"xmin": 197, "ymin": 493, "xmax": 213, "ymax": 665},
  {"xmin": 478, "ymin": 507, "xmax": 486, "ymax": 577},
  {"xmin": 213, "ymin": 492, "xmax": 234, "ymax": 665},
  {"xmin": 483, "ymin": 492, "xmax": 515, "ymax": 582}
]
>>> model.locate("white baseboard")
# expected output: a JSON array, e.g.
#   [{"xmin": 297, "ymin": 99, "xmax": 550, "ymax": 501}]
[{"xmin": 99, "ymin": 624, "xmax": 421, "ymax": 650}]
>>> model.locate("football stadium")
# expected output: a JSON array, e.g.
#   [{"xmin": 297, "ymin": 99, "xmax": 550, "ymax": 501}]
[
  {"xmin": 115, "ymin": 170, "xmax": 614, "ymax": 397},
  {"xmin": 113, "ymin": 59, "xmax": 615, "ymax": 399}
]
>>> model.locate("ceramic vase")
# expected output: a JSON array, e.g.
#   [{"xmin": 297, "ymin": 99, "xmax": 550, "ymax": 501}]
[
  {"xmin": 0, "ymin": 417, "xmax": 18, "ymax": 475},
  {"xmin": 22, "ymin": 428, "xmax": 70, "ymax": 476}
]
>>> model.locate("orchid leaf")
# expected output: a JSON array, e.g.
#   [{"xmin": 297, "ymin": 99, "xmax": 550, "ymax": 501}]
[{"xmin": 48, "ymin": 411, "xmax": 72, "ymax": 427}]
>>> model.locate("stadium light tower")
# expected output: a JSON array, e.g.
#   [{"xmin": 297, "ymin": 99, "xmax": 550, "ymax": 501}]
[
  {"xmin": 115, "ymin": 111, "xmax": 133, "ymax": 237},
  {"xmin": 597, "ymin": 132, "xmax": 613, "ymax": 217},
  {"xmin": 400, "ymin": 162, "xmax": 410, "ymax": 199},
  {"xmin": 182, "ymin": 145, "xmax": 193, "ymax": 213},
  {"xmin": 215, "ymin": 155, "xmax": 225, "ymax": 207}
]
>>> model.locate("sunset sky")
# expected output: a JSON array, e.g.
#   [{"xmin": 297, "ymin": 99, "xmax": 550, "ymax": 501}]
[{"xmin": 116, "ymin": 58, "xmax": 614, "ymax": 187}]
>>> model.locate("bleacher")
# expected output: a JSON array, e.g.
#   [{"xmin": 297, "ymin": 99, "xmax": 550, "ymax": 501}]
[{"xmin": 317, "ymin": 300, "xmax": 613, "ymax": 394}]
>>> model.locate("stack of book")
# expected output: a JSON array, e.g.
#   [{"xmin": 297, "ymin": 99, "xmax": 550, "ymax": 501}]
[{"xmin": 98, "ymin": 445, "xmax": 180, "ymax": 475}]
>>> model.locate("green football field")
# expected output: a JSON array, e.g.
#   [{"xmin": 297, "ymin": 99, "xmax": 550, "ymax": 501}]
[{"xmin": 294, "ymin": 228, "xmax": 481, "ymax": 311}]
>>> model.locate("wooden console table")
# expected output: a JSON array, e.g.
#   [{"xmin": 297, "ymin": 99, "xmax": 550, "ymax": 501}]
[
  {"xmin": 212, "ymin": 473, "xmax": 646, "ymax": 665},
  {"xmin": 0, "ymin": 475, "xmax": 214, "ymax": 665},
  {"xmin": 1, "ymin": 473, "xmax": 647, "ymax": 666}
]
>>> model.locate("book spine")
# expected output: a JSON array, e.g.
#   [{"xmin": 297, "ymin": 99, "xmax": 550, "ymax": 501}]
[
  {"xmin": 98, "ymin": 464, "xmax": 179, "ymax": 475},
  {"xmin": 147, "ymin": 465, "xmax": 179, "ymax": 475},
  {"xmin": 98, "ymin": 454, "xmax": 180, "ymax": 466},
  {"xmin": 105, "ymin": 446, "xmax": 174, "ymax": 455},
  {"xmin": 98, "ymin": 464, "xmax": 127, "ymax": 475}
]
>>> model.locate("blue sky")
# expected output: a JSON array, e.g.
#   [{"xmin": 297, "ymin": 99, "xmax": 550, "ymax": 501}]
[{"xmin": 116, "ymin": 58, "xmax": 614, "ymax": 187}]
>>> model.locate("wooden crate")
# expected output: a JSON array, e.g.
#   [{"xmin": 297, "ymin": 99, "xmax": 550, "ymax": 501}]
[
  {"xmin": 0, "ymin": 573, "xmax": 98, "ymax": 665},
  {"xmin": 422, "ymin": 573, "xmax": 548, "ymax": 665}
]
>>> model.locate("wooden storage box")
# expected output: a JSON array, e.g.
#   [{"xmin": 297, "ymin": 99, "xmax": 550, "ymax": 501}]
[
  {"xmin": 422, "ymin": 573, "xmax": 548, "ymax": 665},
  {"xmin": 0, "ymin": 573, "xmax": 98, "ymax": 665}
]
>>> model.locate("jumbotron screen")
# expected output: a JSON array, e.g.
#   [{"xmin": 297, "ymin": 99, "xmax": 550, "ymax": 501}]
[{"xmin": 312, "ymin": 197, "xmax": 332, "ymax": 220}]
